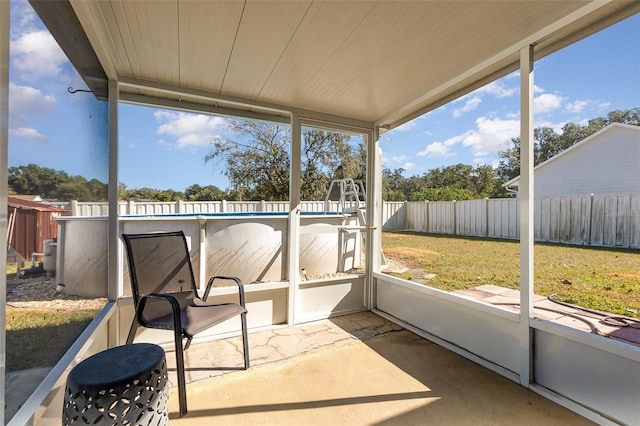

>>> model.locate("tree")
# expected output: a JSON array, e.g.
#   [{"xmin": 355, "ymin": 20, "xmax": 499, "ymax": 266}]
[
  {"xmin": 184, "ymin": 184, "xmax": 226, "ymax": 201},
  {"xmin": 8, "ymin": 164, "xmax": 71, "ymax": 198},
  {"xmin": 8, "ymin": 163, "xmax": 107, "ymax": 201},
  {"xmin": 301, "ymin": 129, "xmax": 365, "ymax": 200},
  {"xmin": 205, "ymin": 120, "xmax": 290, "ymax": 201},
  {"xmin": 118, "ymin": 183, "xmax": 129, "ymax": 200},
  {"xmin": 496, "ymin": 108, "xmax": 640, "ymax": 182},
  {"xmin": 204, "ymin": 120, "xmax": 366, "ymax": 201},
  {"xmin": 382, "ymin": 168, "xmax": 407, "ymax": 201}
]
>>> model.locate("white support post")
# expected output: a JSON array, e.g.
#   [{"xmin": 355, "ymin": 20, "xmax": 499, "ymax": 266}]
[
  {"xmin": 1, "ymin": 1, "xmax": 10, "ymax": 422},
  {"xmin": 287, "ymin": 113, "xmax": 302, "ymax": 325},
  {"xmin": 108, "ymin": 80, "xmax": 120, "ymax": 305},
  {"xmin": 519, "ymin": 45, "xmax": 535, "ymax": 386},
  {"xmin": 365, "ymin": 128, "xmax": 382, "ymax": 309},
  {"xmin": 199, "ymin": 219, "xmax": 207, "ymax": 290}
]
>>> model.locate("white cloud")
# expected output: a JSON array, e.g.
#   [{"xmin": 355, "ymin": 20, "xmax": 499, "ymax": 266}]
[
  {"xmin": 10, "ymin": 127, "xmax": 48, "ymax": 143},
  {"xmin": 535, "ymin": 119, "xmax": 566, "ymax": 134},
  {"xmin": 461, "ymin": 116, "xmax": 520, "ymax": 157},
  {"xmin": 447, "ymin": 78, "xmax": 516, "ymax": 119},
  {"xmin": 475, "ymin": 80, "xmax": 518, "ymax": 98},
  {"xmin": 387, "ymin": 154, "xmax": 412, "ymax": 164},
  {"xmin": 453, "ymin": 96, "xmax": 482, "ymax": 118},
  {"xmin": 402, "ymin": 162, "xmax": 416, "ymax": 171},
  {"xmin": 381, "ymin": 153, "xmax": 416, "ymax": 171},
  {"xmin": 393, "ymin": 118, "xmax": 418, "ymax": 132},
  {"xmin": 10, "ymin": 0, "xmax": 38, "ymax": 38},
  {"xmin": 419, "ymin": 141, "xmax": 449, "ymax": 157},
  {"xmin": 9, "ymin": 82, "xmax": 56, "ymax": 123},
  {"xmin": 155, "ymin": 111, "xmax": 228, "ymax": 149},
  {"xmin": 383, "ymin": 154, "xmax": 418, "ymax": 171},
  {"xmin": 417, "ymin": 133, "xmax": 466, "ymax": 158},
  {"xmin": 10, "ymin": 30, "xmax": 67, "ymax": 81},
  {"xmin": 565, "ymin": 100, "xmax": 590, "ymax": 113},
  {"xmin": 419, "ymin": 115, "xmax": 519, "ymax": 161},
  {"xmin": 534, "ymin": 93, "xmax": 564, "ymax": 114}
]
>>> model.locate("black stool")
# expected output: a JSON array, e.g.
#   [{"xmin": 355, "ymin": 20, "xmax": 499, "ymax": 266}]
[{"xmin": 63, "ymin": 343, "xmax": 168, "ymax": 425}]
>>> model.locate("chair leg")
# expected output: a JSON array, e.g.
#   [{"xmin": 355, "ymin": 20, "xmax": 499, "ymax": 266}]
[
  {"xmin": 184, "ymin": 336, "xmax": 193, "ymax": 351},
  {"xmin": 126, "ymin": 318, "xmax": 139, "ymax": 344},
  {"xmin": 241, "ymin": 312, "xmax": 250, "ymax": 369},
  {"xmin": 174, "ymin": 330, "xmax": 188, "ymax": 417}
]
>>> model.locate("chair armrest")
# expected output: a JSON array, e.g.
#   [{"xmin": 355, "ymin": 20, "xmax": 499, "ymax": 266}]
[
  {"xmin": 137, "ymin": 293, "xmax": 183, "ymax": 331},
  {"xmin": 204, "ymin": 276, "xmax": 246, "ymax": 307}
]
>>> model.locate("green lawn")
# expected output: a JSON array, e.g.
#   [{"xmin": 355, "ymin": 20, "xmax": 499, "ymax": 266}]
[
  {"xmin": 5, "ymin": 307, "xmax": 99, "ymax": 372},
  {"xmin": 382, "ymin": 231, "xmax": 640, "ymax": 318}
]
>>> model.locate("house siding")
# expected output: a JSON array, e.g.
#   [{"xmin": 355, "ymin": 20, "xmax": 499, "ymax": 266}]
[{"xmin": 533, "ymin": 124, "xmax": 640, "ymax": 198}]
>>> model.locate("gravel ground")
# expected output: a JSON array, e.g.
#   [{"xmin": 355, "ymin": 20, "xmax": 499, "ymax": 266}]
[{"xmin": 6, "ymin": 275, "xmax": 107, "ymax": 311}]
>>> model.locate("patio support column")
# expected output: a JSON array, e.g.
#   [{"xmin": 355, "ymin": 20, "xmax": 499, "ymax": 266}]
[
  {"xmin": 198, "ymin": 218, "xmax": 207, "ymax": 289},
  {"xmin": 287, "ymin": 112, "xmax": 302, "ymax": 326},
  {"xmin": 108, "ymin": 79, "xmax": 120, "ymax": 304},
  {"xmin": 365, "ymin": 128, "xmax": 382, "ymax": 309},
  {"xmin": 519, "ymin": 45, "xmax": 535, "ymax": 386},
  {"xmin": 0, "ymin": 0, "xmax": 10, "ymax": 422}
]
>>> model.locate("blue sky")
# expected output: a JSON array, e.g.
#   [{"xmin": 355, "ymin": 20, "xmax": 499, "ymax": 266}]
[{"xmin": 7, "ymin": 1, "xmax": 640, "ymax": 193}]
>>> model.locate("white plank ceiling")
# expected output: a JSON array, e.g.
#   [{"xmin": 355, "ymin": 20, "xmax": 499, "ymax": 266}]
[{"xmin": 66, "ymin": 0, "xmax": 638, "ymax": 129}]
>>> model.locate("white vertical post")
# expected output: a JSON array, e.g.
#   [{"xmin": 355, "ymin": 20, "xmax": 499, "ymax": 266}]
[
  {"xmin": 199, "ymin": 219, "xmax": 207, "ymax": 290},
  {"xmin": 0, "ymin": 0, "xmax": 10, "ymax": 421},
  {"xmin": 519, "ymin": 45, "xmax": 535, "ymax": 385},
  {"xmin": 365, "ymin": 128, "xmax": 381, "ymax": 309},
  {"xmin": 108, "ymin": 79, "xmax": 120, "ymax": 304},
  {"xmin": 287, "ymin": 113, "xmax": 302, "ymax": 325}
]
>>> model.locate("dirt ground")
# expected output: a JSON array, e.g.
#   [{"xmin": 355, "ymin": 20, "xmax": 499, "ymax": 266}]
[{"xmin": 6, "ymin": 274, "xmax": 107, "ymax": 311}]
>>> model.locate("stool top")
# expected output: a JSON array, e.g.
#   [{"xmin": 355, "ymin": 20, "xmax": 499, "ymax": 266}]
[{"xmin": 67, "ymin": 343, "xmax": 165, "ymax": 390}]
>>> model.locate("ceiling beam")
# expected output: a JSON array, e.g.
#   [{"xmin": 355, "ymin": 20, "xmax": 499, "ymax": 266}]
[
  {"xmin": 29, "ymin": 0, "xmax": 108, "ymax": 100},
  {"xmin": 118, "ymin": 76, "xmax": 375, "ymax": 131}
]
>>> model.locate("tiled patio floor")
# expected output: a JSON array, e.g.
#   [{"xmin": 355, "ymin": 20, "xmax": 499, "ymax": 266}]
[
  {"xmin": 165, "ymin": 311, "xmax": 405, "ymax": 386},
  {"xmin": 162, "ymin": 311, "xmax": 593, "ymax": 425}
]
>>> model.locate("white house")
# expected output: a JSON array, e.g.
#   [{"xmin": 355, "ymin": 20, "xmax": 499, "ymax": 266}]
[{"xmin": 505, "ymin": 123, "xmax": 640, "ymax": 197}]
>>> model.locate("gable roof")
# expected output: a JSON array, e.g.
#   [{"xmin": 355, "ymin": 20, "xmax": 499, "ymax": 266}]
[
  {"xmin": 8, "ymin": 196, "xmax": 68, "ymax": 213},
  {"xmin": 30, "ymin": 1, "xmax": 640, "ymax": 131},
  {"xmin": 504, "ymin": 123, "xmax": 640, "ymax": 189},
  {"xmin": 9, "ymin": 195, "xmax": 43, "ymax": 202}
]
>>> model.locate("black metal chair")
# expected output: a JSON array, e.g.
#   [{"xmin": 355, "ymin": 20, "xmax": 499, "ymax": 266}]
[{"xmin": 122, "ymin": 231, "xmax": 249, "ymax": 418}]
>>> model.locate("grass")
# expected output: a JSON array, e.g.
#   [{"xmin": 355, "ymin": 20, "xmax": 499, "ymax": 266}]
[
  {"xmin": 382, "ymin": 231, "xmax": 640, "ymax": 318},
  {"xmin": 5, "ymin": 307, "xmax": 100, "ymax": 372}
]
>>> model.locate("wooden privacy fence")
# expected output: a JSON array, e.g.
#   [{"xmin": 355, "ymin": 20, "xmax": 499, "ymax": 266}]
[
  {"xmin": 49, "ymin": 194, "xmax": 639, "ymax": 248},
  {"xmin": 398, "ymin": 193, "xmax": 640, "ymax": 249}
]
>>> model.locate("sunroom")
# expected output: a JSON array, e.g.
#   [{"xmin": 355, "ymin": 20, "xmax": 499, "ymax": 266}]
[{"xmin": 1, "ymin": 1, "xmax": 639, "ymax": 425}]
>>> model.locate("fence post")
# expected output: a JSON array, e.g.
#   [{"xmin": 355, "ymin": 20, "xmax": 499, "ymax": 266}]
[
  {"xmin": 260, "ymin": 200, "xmax": 266, "ymax": 212},
  {"xmin": 425, "ymin": 200, "xmax": 429, "ymax": 233},
  {"xmin": 484, "ymin": 198, "xmax": 489, "ymax": 237},
  {"xmin": 588, "ymin": 193, "xmax": 594, "ymax": 246},
  {"xmin": 221, "ymin": 199, "xmax": 227, "ymax": 213},
  {"xmin": 453, "ymin": 200, "xmax": 457, "ymax": 236},
  {"xmin": 177, "ymin": 200, "xmax": 184, "ymax": 214},
  {"xmin": 128, "ymin": 200, "xmax": 136, "ymax": 215},
  {"xmin": 402, "ymin": 201, "xmax": 407, "ymax": 230},
  {"xmin": 71, "ymin": 200, "xmax": 78, "ymax": 216}
]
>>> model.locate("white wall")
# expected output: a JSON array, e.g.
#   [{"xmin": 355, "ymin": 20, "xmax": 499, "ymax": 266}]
[{"xmin": 533, "ymin": 124, "xmax": 640, "ymax": 198}]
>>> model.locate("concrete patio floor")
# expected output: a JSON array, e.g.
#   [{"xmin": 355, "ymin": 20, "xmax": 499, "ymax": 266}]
[{"xmin": 162, "ymin": 312, "xmax": 593, "ymax": 425}]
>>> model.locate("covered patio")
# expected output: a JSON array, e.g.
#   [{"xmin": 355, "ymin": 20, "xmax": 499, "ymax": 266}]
[
  {"xmin": 163, "ymin": 312, "xmax": 590, "ymax": 425},
  {"xmin": 1, "ymin": 1, "xmax": 639, "ymax": 425}
]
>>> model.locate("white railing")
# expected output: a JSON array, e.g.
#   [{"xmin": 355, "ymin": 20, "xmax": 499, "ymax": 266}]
[{"xmin": 47, "ymin": 200, "xmax": 342, "ymax": 216}]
